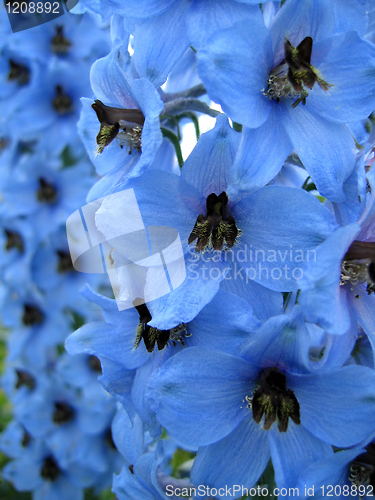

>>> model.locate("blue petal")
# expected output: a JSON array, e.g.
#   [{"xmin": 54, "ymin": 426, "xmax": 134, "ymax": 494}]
[
  {"xmin": 133, "ymin": 0, "xmax": 191, "ymax": 87},
  {"xmin": 197, "ymin": 19, "xmax": 274, "ymax": 128},
  {"xmin": 186, "ymin": 0, "xmax": 263, "ymax": 49},
  {"xmin": 268, "ymin": 422, "xmax": 333, "ymax": 491},
  {"xmin": 350, "ymin": 290, "xmax": 375, "ymax": 368},
  {"xmin": 191, "ymin": 417, "xmax": 270, "ymax": 497},
  {"xmin": 234, "ymin": 186, "xmax": 338, "ymax": 291},
  {"xmin": 280, "ymin": 103, "xmax": 356, "ymax": 202},
  {"xmin": 289, "ymin": 365, "xmax": 375, "ymax": 447},
  {"xmin": 297, "ymin": 448, "xmax": 366, "ymax": 499},
  {"xmin": 309, "ymin": 31, "xmax": 375, "ymax": 123},
  {"xmin": 220, "ymin": 267, "xmax": 284, "ymax": 321},
  {"xmin": 104, "ymin": 0, "xmax": 176, "ymax": 18},
  {"xmin": 90, "ymin": 48, "xmax": 136, "ymax": 108},
  {"xmin": 270, "ymin": 0, "xmax": 335, "ymax": 64},
  {"xmin": 181, "ymin": 114, "xmax": 240, "ymax": 199},
  {"xmin": 298, "ymin": 223, "xmax": 361, "ymax": 334},
  {"xmin": 146, "ymin": 347, "xmax": 258, "ymax": 447},
  {"xmin": 228, "ymin": 106, "xmax": 292, "ymax": 199}
]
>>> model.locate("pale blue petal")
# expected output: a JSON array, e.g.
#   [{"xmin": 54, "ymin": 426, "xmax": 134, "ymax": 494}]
[
  {"xmin": 133, "ymin": 0, "xmax": 191, "ymax": 87},
  {"xmin": 186, "ymin": 0, "xmax": 263, "ymax": 50},
  {"xmin": 268, "ymin": 422, "xmax": 333, "ymax": 491},
  {"xmin": 191, "ymin": 417, "xmax": 270, "ymax": 497},
  {"xmin": 181, "ymin": 114, "xmax": 240, "ymax": 199},
  {"xmin": 228, "ymin": 106, "xmax": 292, "ymax": 199},
  {"xmin": 146, "ymin": 347, "xmax": 257, "ymax": 447},
  {"xmin": 309, "ymin": 32, "xmax": 375, "ymax": 123},
  {"xmin": 290, "ymin": 365, "xmax": 375, "ymax": 447},
  {"xmin": 281, "ymin": 104, "xmax": 356, "ymax": 202},
  {"xmin": 197, "ymin": 19, "xmax": 274, "ymax": 128}
]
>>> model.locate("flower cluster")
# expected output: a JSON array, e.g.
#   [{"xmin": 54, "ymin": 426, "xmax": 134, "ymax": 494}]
[
  {"xmin": 0, "ymin": 7, "xmax": 123, "ymax": 499},
  {"xmin": 2, "ymin": 1, "xmax": 375, "ymax": 499}
]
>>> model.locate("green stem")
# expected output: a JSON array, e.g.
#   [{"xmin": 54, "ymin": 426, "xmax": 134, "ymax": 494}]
[{"xmin": 161, "ymin": 127, "xmax": 184, "ymax": 169}]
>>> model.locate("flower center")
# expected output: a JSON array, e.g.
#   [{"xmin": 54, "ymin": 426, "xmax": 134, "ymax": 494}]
[
  {"xmin": 263, "ymin": 37, "xmax": 332, "ymax": 108},
  {"xmin": 91, "ymin": 99, "xmax": 145, "ymax": 155},
  {"xmin": 15, "ymin": 369, "xmax": 36, "ymax": 390},
  {"xmin": 52, "ymin": 85, "xmax": 73, "ymax": 115},
  {"xmin": 8, "ymin": 59, "xmax": 30, "ymax": 85},
  {"xmin": 188, "ymin": 192, "xmax": 241, "ymax": 252},
  {"xmin": 53, "ymin": 401, "xmax": 75, "ymax": 424},
  {"xmin": 247, "ymin": 367, "xmax": 300, "ymax": 432},
  {"xmin": 37, "ymin": 177, "xmax": 57, "ymax": 204},
  {"xmin": 51, "ymin": 26, "xmax": 71, "ymax": 54},
  {"xmin": 340, "ymin": 241, "xmax": 375, "ymax": 295},
  {"xmin": 5, "ymin": 229, "xmax": 24, "ymax": 252},
  {"xmin": 22, "ymin": 304, "xmax": 44, "ymax": 326},
  {"xmin": 132, "ymin": 299, "xmax": 189, "ymax": 352},
  {"xmin": 41, "ymin": 456, "xmax": 60, "ymax": 481},
  {"xmin": 348, "ymin": 443, "xmax": 375, "ymax": 489},
  {"xmin": 57, "ymin": 250, "xmax": 74, "ymax": 273}
]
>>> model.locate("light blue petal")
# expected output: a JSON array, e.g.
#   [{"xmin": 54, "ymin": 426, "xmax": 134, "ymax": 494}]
[
  {"xmin": 146, "ymin": 347, "xmax": 257, "ymax": 447},
  {"xmin": 270, "ymin": 0, "xmax": 335, "ymax": 64},
  {"xmin": 90, "ymin": 49, "xmax": 136, "ymax": 108},
  {"xmin": 105, "ymin": 0, "xmax": 177, "ymax": 18},
  {"xmin": 268, "ymin": 422, "xmax": 333, "ymax": 491},
  {"xmin": 289, "ymin": 365, "xmax": 375, "ymax": 447},
  {"xmin": 298, "ymin": 448, "xmax": 365, "ymax": 499},
  {"xmin": 280, "ymin": 104, "xmax": 356, "ymax": 202},
  {"xmin": 332, "ymin": 0, "xmax": 368, "ymax": 36},
  {"xmin": 233, "ymin": 186, "xmax": 338, "ymax": 291},
  {"xmin": 181, "ymin": 114, "xmax": 240, "ymax": 199},
  {"xmin": 309, "ymin": 32, "xmax": 375, "ymax": 123},
  {"xmin": 197, "ymin": 19, "xmax": 274, "ymax": 128},
  {"xmin": 220, "ymin": 266, "xmax": 284, "ymax": 321},
  {"xmin": 186, "ymin": 0, "xmax": 263, "ymax": 49},
  {"xmin": 191, "ymin": 417, "xmax": 270, "ymax": 497},
  {"xmin": 350, "ymin": 290, "xmax": 375, "ymax": 368},
  {"xmin": 298, "ymin": 223, "xmax": 361, "ymax": 334},
  {"xmin": 133, "ymin": 0, "xmax": 191, "ymax": 87},
  {"xmin": 228, "ymin": 106, "xmax": 292, "ymax": 199}
]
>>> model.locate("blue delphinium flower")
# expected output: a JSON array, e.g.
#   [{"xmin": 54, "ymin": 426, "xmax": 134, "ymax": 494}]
[
  {"xmin": 146, "ymin": 342, "xmax": 375, "ymax": 497},
  {"xmin": 297, "ymin": 443, "xmax": 375, "ymax": 500},
  {"xmin": 7, "ymin": 58, "xmax": 92, "ymax": 154},
  {"xmin": 96, "ymin": 0, "xmax": 265, "ymax": 88},
  {"xmin": 197, "ymin": 0, "xmax": 375, "ymax": 201},
  {"xmin": 298, "ymin": 167, "xmax": 375, "ymax": 355},
  {"xmin": 78, "ymin": 43, "xmax": 164, "ymax": 196},
  {"xmin": 95, "ymin": 115, "xmax": 337, "ymax": 325},
  {"xmin": 7, "ymin": 13, "xmax": 111, "ymax": 65}
]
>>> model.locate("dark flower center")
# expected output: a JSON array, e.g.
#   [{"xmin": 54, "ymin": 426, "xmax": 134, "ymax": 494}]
[
  {"xmin": 264, "ymin": 37, "xmax": 332, "ymax": 108},
  {"xmin": 132, "ymin": 298, "xmax": 189, "ymax": 352},
  {"xmin": 247, "ymin": 367, "xmax": 300, "ymax": 432},
  {"xmin": 5, "ymin": 229, "xmax": 24, "ymax": 252},
  {"xmin": 22, "ymin": 430, "xmax": 31, "ymax": 447},
  {"xmin": 15, "ymin": 369, "xmax": 36, "ymax": 390},
  {"xmin": 88, "ymin": 355, "xmax": 102, "ymax": 373},
  {"xmin": 188, "ymin": 192, "xmax": 240, "ymax": 252},
  {"xmin": 22, "ymin": 304, "xmax": 44, "ymax": 326},
  {"xmin": 341, "ymin": 241, "xmax": 375, "ymax": 295},
  {"xmin": 91, "ymin": 99, "xmax": 144, "ymax": 154},
  {"xmin": 53, "ymin": 401, "xmax": 75, "ymax": 424},
  {"xmin": 41, "ymin": 456, "xmax": 60, "ymax": 481},
  {"xmin": 51, "ymin": 26, "xmax": 71, "ymax": 54},
  {"xmin": 57, "ymin": 250, "xmax": 74, "ymax": 273},
  {"xmin": 52, "ymin": 85, "xmax": 73, "ymax": 115},
  {"xmin": 8, "ymin": 59, "xmax": 30, "ymax": 86},
  {"xmin": 37, "ymin": 177, "xmax": 57, "ymax": 203},
  {"xmin": 348, "ymin": 443, "xmax": 375, "ymax": 489},
  {"xmin": 105, "ymin": 428, "xmax": 117, "ymax": 450}
]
